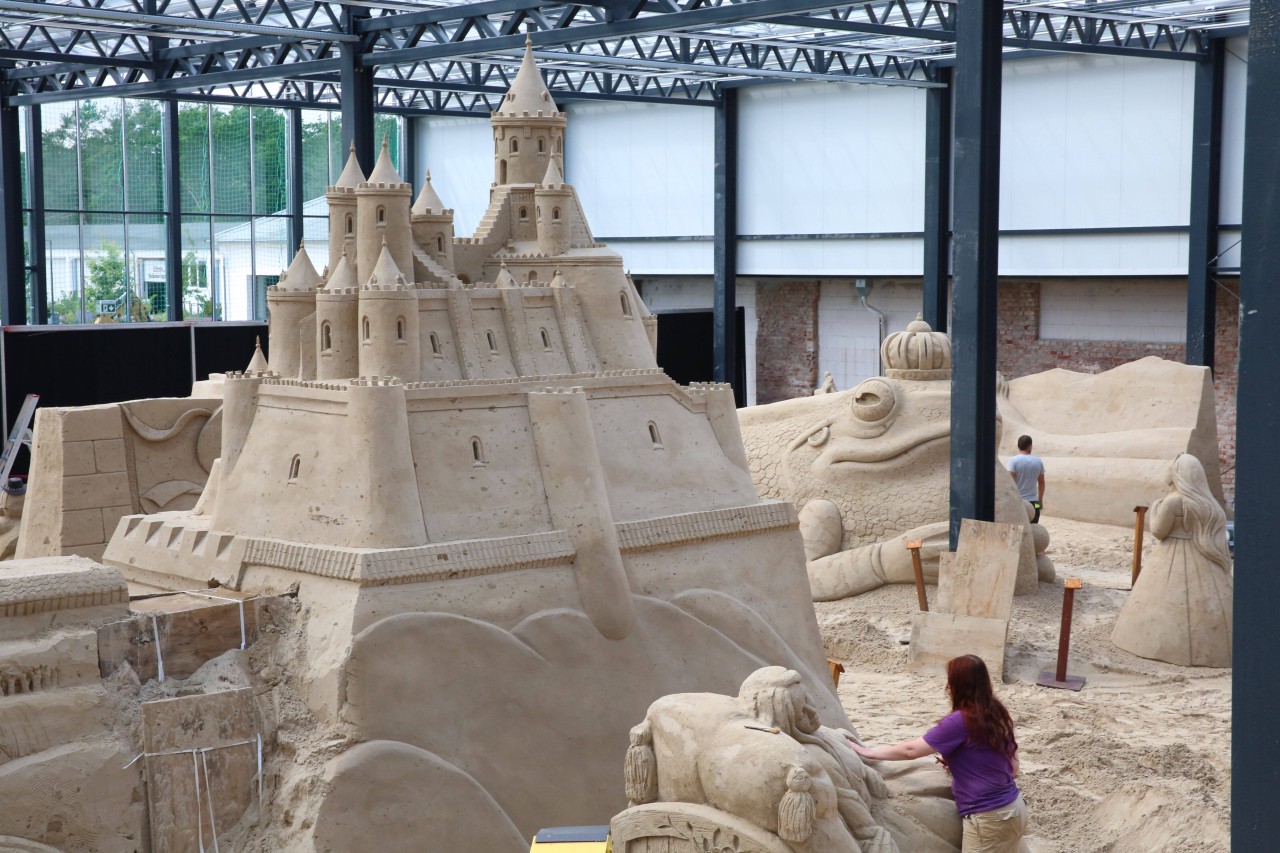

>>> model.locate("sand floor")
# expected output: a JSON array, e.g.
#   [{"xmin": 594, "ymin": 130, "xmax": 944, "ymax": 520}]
[{"xmin": 822, "ymin": 516, "xmax": 1230, "ymax": 853}]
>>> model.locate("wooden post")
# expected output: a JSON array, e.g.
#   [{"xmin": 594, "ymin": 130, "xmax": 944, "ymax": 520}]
[
  {"xmin": 1037, "ymin": 578, "xmax": 1085, "ymax": 691},
  {"xmin": 827, "ymin": 658, "xmax": 845, "ymax": 688},
  {"xmin": 906, "ymin": 540, "xmax": 929, "ymax": 612},
  {"xmin": 1131, "ymin": 505, "xmax": 1148, "ymax": 588}
]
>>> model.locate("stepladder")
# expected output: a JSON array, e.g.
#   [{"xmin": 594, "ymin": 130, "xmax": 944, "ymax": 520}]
[{"xmin": 0, "ymin": 394, "xmax": 38, "ymax": 486}]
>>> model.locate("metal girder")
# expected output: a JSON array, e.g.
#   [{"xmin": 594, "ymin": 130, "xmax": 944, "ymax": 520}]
[
  {"xmin": 1186, "ymin": 39, "xmax": 1223, "ymax": 369},
  {"xmin": 712, "ymin": 87, "xmax": 738, "ymax": 392}
]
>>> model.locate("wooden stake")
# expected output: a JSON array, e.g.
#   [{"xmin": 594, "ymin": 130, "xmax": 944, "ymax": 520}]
[
  {"xmin": 906, "ymin": 539, "xmax": 928, "ymax": 612},
  {"xmin": 1037, "ymin": 578, "xmax": 1085, "ymax": 691},
  {"xmin": 827, "ymin": 658, "xmax": 845, "ymax": 688},
  {"xmin": 1131, "ymin": 505, "xmax": 1148, "ymax": 588}
]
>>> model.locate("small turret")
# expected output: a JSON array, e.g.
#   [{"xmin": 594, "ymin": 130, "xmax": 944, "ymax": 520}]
[
  {"xmin": 246, "ymin": 336, "xmax": 270, "ymax": 374},
  {"xmin": 536, "ymin": 158, "xmax": 571, "ymax": 256},
  {"xmin": 267, "ymin": 243, "xmax": 319, "ymax": 379},
  {"xmin": 410, "ymin": 169, "xmax": 456, "ymax": 274},
  {"xmin": 356, "ymin": 137, "xmax": 413, "ymax": 287},
  {"xmin": 358, "ymin": 240, "xmax": 421, "ymax": 382},
  {"xmin": 492, "ymin": 36, "xmax": 566, "ymax": 186},
  {"xmin": 494, "ymin": 263, "xmax": 518, "ymax": 289},
  {"xmin": 315, "ymin": 251, "xmax": 360, "ymax": 380},
  {"xmin": 326, "ymin": 144, "xmax": 364, "ymax": 273}
]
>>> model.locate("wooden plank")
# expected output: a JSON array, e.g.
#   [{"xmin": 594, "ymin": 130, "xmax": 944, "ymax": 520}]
[
  {"xmin": 908, "ymin": 611, "xmax": 1009, "ymax": 680},
  {"xmin": 142, "ymin": 688, "xmax": 262, "ymax": 853},
  {"xmin": 947, "ymin": 519, "xmax": 1023, "ymax": 621},
  {"xmin": 936, "ymin": 551, "xmax": 956, "ymax": 613},
  {"xmin": 97, "ymin": 595, "xmax": 277, "ymax": 681}
]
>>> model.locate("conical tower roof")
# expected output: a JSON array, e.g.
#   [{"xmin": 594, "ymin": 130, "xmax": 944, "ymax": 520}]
[
  {"xmin": 366, "ymin": 137, "xmax": 406, "ymax": 186},
  {"xmin": 333, "ymin": 144, "xmax": 365, "ymax": 189},
  {"xmin": 279, "ymin": 242, "xmax": 320, "ymax": 291},
  {"xmin": 411, "ymin": 169, "xmax": 448, "ymax": 215},
  {"xmin": 541, "ymin": 157, "xmax": 564, "ymax": 188},
  {"xmin": 497, "ymin": 36, "xmax": 558, "ymax": 117},
  {"xmin": 494, "ymin": 264, "xmax": 518, "ymax": 289},
  {"xmin": 247, "ymin": 336, "xmax": 269, "ymax": 373},
  {"xmin": 324, "ymin": 251, "xmax": 358, "ymax": 290},
  {"xmin": 366, "ymin": 239, "xmax": 406, "ymax": 288}
]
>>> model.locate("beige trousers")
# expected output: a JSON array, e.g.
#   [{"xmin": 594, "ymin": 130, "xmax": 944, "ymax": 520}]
[{"xmin": 961, "ymin": 794, "xmax": 1028, "ymax": 853}]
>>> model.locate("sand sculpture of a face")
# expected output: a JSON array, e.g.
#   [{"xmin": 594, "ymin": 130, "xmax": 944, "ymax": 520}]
[
  {"xmin": 615, "ymin": 665, "xmax": 959, "ymax": 853},
  {"xmin": 741, "ymin": 317, "xmax": 1036, "ymax": 601}
]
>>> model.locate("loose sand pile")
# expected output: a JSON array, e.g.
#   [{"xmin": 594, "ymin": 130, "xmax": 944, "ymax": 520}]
[{"xmin": 822, "ymin": 516, "xmax": 1230, "ymax": 853}]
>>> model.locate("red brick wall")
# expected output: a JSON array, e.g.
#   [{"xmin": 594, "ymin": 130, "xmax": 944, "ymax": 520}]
[
  {"xmin": 756, "ymin": 281, "xmax": 820, "ymax": 404},
  {"xmin": 996, "ymin": 278, "xmax": 1239, "ymax": 509}
]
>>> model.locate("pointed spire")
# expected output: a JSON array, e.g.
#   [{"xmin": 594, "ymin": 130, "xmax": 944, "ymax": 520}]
[
  {"xmin": 247, "ymin": 336, "xmax": 269, "ymax": 373},
  {"xmin": 366, "ymin": 135, "xmax": 405, "ymax": 186},
  {"xmin": 497, "ymin": 35, "xmax": 557, "ymax": 116},
  {"xmin": 411, "ymin": 168, "xmax": 448, "ymax": 215},
  {"xmin": 494, "ymin": 262, "xmax": 518, "ymax": 289},
  {"xmin": 323, "ymin": 250, "xmax": 358, "ymax": 290},
  {"xmin": 333, "ymin": 142, "xmax": 366, "ymax": 189},
  {"xmin": 550, "ymin": 269, "xmax": 567, "ymax": 289},
  {"xmin": 541, "ymin": 157, "xmax": 563, "ymax": 188},
  {"xmin": 366, "ymin": 238, "xmax": 406, "ymax": 288},
  {"xmin": 278, "ymin": 243, "xmax": 320, "ymax": 292}
]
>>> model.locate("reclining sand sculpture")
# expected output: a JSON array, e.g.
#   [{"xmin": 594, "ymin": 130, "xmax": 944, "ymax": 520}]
[
  {"xmin": 1111, "ymin": 453, "xmax": 1233, "ymax": 667},
  {"xmin": 0, "ymin": 43, "xmax": 850, "ymax": 852},
  {"xmin": 739, "ymin": 317, "xmax": 1041, "ymax": 600},
  {"xmin": 996, "ymin": 358, "xmax": 1225, "ymax": 526},
  {"xmin": 615, "ymin": 666, "xmax": 961, "ymax": 852}
]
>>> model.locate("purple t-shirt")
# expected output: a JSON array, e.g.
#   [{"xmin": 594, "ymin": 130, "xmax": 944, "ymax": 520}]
[{"xmin": 923, "ymin": 710, "xmax": 1020, "ymax": 816}]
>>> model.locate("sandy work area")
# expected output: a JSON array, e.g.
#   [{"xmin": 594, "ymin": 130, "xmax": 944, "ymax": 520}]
[{"xmin": 821, "ymin": 516, "xmax": 1230, "ymax": 853}]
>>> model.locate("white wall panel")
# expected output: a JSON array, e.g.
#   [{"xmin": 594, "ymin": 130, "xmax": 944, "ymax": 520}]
[
  {"xmin": 564, "ymin": 102, "xmax": 713, "ymax": 238},
  {"xmin": 1219, "ymin": 37, "xmax": 1249, "ymax": 227},
  {"xmin": 414, "ymin": 116, "xmax": 493, "ymax": 237},
  {"xmin": 737, "ymin": 82, "xmax": 926, "ymax": 236},
  {"xmin": 606, "ymin": 239, "xmax": 712, "ymax": 275},
  {"xmin": 999, "ymin": 233, "xmax": 1188, "ymax": 277},
  {"xmin": 739, "ymin": 238, "xmax": 923, "ymax": 277},
  {"xmin": 1039, "ymin": 280, "xmax": 1185, "ymax": 343}
]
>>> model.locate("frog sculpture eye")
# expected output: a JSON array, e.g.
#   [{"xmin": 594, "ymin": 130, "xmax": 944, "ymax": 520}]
[
  {"xmin": 851, "ymin": 378, "xmax": 897, "ymax": 423},
  {"xmin": 807, "ymin": 426, "xmax": 830, "ymax": 447}
]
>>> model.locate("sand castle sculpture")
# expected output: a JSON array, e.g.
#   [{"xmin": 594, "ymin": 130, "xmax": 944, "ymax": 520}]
[
  {"xmin": 614, "ymin": 666, "xmax": 961, "ymax": 853},
  {"xmin": 0, "ymin": 43, "xmax": 856, "ymax": 852},
  {"xmin": 1111, "ymin": 453, "xmax": 1233, "ymax": 667},
  {"xmin": 997, "ymin": 358, "xmax": 1225, "ymax": 526},
  {"xmin": 739, "ymin": 317, "xmax": 1043, "ymax": 601}
]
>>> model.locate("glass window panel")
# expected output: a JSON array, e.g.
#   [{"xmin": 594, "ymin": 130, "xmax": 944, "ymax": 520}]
[
  {"xmin": 179, "ymin": 103, "xmax": 212, "ymax": 214},
  {"xmin": 211, "ymin": 106, "xmax": 252, "ymax": 214},
  {"xmin": 375, "ymin": 114, "xmax": 401, "ymax": 172},
  {"xmin": 329, "ymin": 112, "xmax": 345, "ymax": 184},
  {"xmin": 17, "ymin": 109, "xmax": 26, "ymax": 211},
  {"xmin": 46, "ymin": 212, "xmax": 82, "ymax": 324},
  {"xmin": 303, "ymin": 216, "xmax": 329, "ymax": 256},
  {"xmin": 80, "ymin": 213, "xmax": 133, "ymax": 321},
  {"xmin": 301, "ymin": 109, "xmax": 331, "ymax": 203},
  {"xmin": 212, "ymin": 215, "xmax": 253, "ymax": 321},
  {"xmin": 181, "ymin": 216, "xmax": 215, "ymax": 319},
  {"xmin": 252, "ymin": 107, "xmax": 288, "ymax": 215},
  {"xmin": 41, "ymin": 102, "xmax": 80, "ymax": 213},
  {"xmin": 124, "ymin": 100, "xmax": 164, "ymax": 213},
  {"xmin": 249, "ymin": 217, "xmax": 289, "ymax": 322},
  {"xmin": 79, "ymin": 100, "xmax": 125, "ymax": 213},
  {"xmin": 127, "ymin": 213, "xmax": 167, "ymax": 320}
]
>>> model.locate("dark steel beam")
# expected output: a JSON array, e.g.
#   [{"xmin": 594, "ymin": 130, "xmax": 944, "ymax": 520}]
[
  {"xmin": 163, "ymin": 97, "xmax": 183, "ymax": 321},
  {"xmin": 341, "ymin": 8, "xmax": 376, "ymax": 175},
  {"xmin": 923, "ymin": 65, "xmax": 951, "ymax": 334},
  {"xmin": 288, "ymin": 106, "xmax": 305, "ymax": 256},
  {"xmin": 1000, "ymin": 36, "xmax": 1202, "ymax": 61},
  {"xmin": 1186, "ymin": 39, "xmax": 1223, "ymax": 369},
  {"xmin": 0, "ymin": 94, "xmax": 25, "ymax": 325},
  {"xmin": 948, "ymin": 0, "xmax": 1002, "ymax": 546},
  {"xmin": 402, "ymin": 115, "xmax": 419, "ymax": 197},
  {"xmin": 712, "ymin": 86, "xmax": 737, "ymax": 394},
  {"xmin": 25, "ymin": 102, "xmax": 45, "ymax": 325},
  {"xmin": 1234, "ymin": 1, "xmax": 1280, "ymax": 846}
]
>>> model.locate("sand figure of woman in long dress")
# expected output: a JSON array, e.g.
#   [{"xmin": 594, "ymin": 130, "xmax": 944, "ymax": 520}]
[{"xmin": 1111, "ymin": 453, "xmax": 1233, "ymax": 667}]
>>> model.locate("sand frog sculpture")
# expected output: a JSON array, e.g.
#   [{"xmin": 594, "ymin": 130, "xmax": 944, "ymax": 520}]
[{"xmin": 740, "ymin": 317, "xmax": 1038, "ymax": 601}]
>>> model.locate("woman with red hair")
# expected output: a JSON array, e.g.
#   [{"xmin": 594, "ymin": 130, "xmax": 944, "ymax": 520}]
[{"xmin": 848, "ymin": 654, "xmax": 1027, "ymax": 851}]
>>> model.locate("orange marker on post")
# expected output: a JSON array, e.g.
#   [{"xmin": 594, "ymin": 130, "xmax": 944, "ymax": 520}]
[
  {"xmin": 905, "ymin": 540, "xmax": 928, "ymax": 612},
  {"xmin": 1037, "ymin": 578, "xmax": 1085, "ymax": 691}
]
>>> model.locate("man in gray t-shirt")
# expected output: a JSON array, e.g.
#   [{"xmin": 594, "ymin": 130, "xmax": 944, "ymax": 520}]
[{"xmin": 1007, "ymin": 435, "xmax": 1045, "ymax": 523}]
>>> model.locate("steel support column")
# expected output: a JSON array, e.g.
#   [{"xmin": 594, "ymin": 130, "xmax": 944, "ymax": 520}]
[
  {"xmin": 163, "ymin": 97, "xmax": 183, "ymax": 321},
  {"xmin": 1233, "ymin": 2, "xmax": 1280, "ymax": 847},
  {"xmin": 0, "ymin": 96, "xmax": 26, "ymax": 325},
  {"xmin": 1186, "ymin": 39, "xmax": 1224, "ymax": 369},
  {"xmin": 923, "ymin": 66, "xmax": 953, "ymax": 333},
  {"xmin": 25, "ymin": 103, "xmax": 46, "ymax": 325},
  {"xmin": 288, "ymin": 107, "xmax": 304, "ymax": 256},
  {"xmin": 340, "ymin": 8, "xmax": 375, "ymax": 175},
  {"xmin": 403, "ymin": 117, "xmax": 419, "ymax": 195},
  {"xmin": 712, "ymin": 87, "xmax": 738, "ymax": 392},
  {"xmin": 948, "ymin": 0, "xmax": 1003, "ymax": 547}
]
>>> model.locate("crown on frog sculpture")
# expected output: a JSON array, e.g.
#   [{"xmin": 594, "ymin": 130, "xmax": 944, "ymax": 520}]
[{"xmin": 881, "ymin": 314, "xmax": 951, "ymax": 381}]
